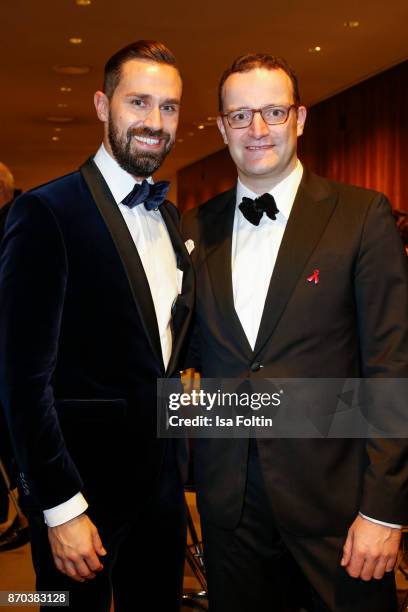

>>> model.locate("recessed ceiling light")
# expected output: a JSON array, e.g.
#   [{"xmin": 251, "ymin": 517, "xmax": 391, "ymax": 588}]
[
  {"xmin": 52, "ymin": 136, "xmax": 60, "ymax": 141},
  {"xmin": 308, "ymin": 46, "xmax": 321, "ymax": 53},
  {"xmin": 188, "ymin": 132, "xmax": 195, "ymax": 136},
  {"xmin": 69, "ymin": 37, "xmax": 83, "ymax": 45},
  {"xmin": 198, "ymin": 124, "xmax": 205, "ymax": 130},
  {"xmin": 46, "ymin": 116, "xmax": 74, "ymax": 123},
  {"xmin": 60, "ymin": 86, "xmax": 72, "ymax": 92},
  {"xmin": 54, "ymin": 65, "xmax": 90, "ymax": 75},
  {"xmin": 76, "ymin": 0, "xmax": 91, "ymax": 5},
  {"xmin": 344, "ymin": 20, "xmax": 360, "ymax": 28},
  {"xmin": 177, "ymin": 138, "xmax": 184, "ymax": 143},
  {"xmin": 207, "ymin": 116, "xmax": 217, "ymax": 121},
  {"xmin": 57, "ymin": 103, "xmax": 68, "ymax": 108},
  {"xmin": 54, "ymin": 127, "xmax": 62, "ymax": 132}
]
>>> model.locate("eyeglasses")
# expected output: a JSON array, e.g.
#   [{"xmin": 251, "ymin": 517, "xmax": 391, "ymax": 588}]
[{"xmin": 221, "ymin": 104, "xmax": 297, "ymax": 129}]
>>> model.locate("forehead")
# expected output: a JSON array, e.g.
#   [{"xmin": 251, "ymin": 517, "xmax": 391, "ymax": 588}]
[
  {"xmin": 222, "ymin": 67, "xmax": 294, "ymax": 109},
  {"xmin": 115, "ymin": 58, "xmax": 182, "ymax": 97}
]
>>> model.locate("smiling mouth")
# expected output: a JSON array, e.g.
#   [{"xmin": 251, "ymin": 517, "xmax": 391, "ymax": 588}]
[
  {"xmin": 133, "ymin": 135, "xmax": 162, "ymax": 146},
  {"xmin": 246, "ymin": 144, "xmax": 274, "ymax": 150}
]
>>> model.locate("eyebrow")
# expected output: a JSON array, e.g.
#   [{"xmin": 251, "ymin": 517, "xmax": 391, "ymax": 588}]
[
  {"xmin": 125, "ymin": 93, "xmax": 181, "ymax": 105},
  {"xmin": 226, "ymin": 102, "xmax": 291, "ymax": 111},
  {"xmin": 162, "ymin": 98, "xmax": 181, "ymax": 106}
]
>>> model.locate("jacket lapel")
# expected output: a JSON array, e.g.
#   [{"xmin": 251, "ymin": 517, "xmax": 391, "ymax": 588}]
[
  {"xmin": 203, "ymin": 188, "xmax": 253, "ymax": 359},
  {"xmin": 253, "ymin": 170, "xmax": 338, "ymax": 359},
  {"xmin": 79, "ymin": 157, "xmax": 164, "ymax": 371},
  {"xmin": 159, "ymin": 203, "xmax": 194, "ymax": 375}
]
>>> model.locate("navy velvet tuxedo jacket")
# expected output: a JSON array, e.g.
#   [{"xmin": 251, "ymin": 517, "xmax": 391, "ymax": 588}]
[
  {"xmin": 182, "ymin": 169, "xmax": 408, "ymax": 536},
  {"xmin": 0, "ymin": 159, "xmax": 194, "ymax": 514}
]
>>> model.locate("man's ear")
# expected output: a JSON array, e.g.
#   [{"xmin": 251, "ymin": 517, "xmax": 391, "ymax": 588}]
[
  {"xmin": 217, "ymin": 115, "xmax": 229, "ymax": 145},
  {"xmin": 296, "ymin": 106, "xmax": 307, "ymax": 137},
  {"xmin": 94, "ymin": 91, "xmax": 110, "ymax": 123}
]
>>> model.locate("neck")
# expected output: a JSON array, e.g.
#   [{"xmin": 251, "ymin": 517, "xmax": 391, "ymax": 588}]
[
  {"xmin": 102, "ymin": 138, "xmax": 150, "ymax": 183},
  {"xmin": 238, "ymin": 159, "xmax": 297, "ymax": 195}
]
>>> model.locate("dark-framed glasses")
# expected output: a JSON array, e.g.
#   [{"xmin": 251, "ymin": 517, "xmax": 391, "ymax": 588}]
[{"xmin": 221, "ymin": 104, "xmax": 297, "ymax": 129}]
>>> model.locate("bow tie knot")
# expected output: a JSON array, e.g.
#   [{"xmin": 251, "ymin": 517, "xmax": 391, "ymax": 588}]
[
  {"xmin": 239, "ymin": 192, "xmax": 279, "ymax": 226},
  {"xmin": 122, "ymin": 179, "xmax": 170, "ymax": 211}
]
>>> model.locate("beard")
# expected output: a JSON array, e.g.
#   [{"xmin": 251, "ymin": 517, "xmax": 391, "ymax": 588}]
[{"xmin": 108, "ymin": 116, "xmax": 174, "ymax": 177}]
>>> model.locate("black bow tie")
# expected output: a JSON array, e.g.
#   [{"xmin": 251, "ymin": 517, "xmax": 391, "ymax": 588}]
[
  {"xmin": 239, "ymin": 193, "xmax": 279, "ymax": 226},
  {"xmin": 121, "ymin": 179, "xmax": 170, "ymax": 211}
]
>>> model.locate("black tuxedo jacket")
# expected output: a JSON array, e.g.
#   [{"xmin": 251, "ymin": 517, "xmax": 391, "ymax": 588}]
[
  {"xmin": 0, "ymin": 201, "xmax": 12, "ymax": 240},
  {"xmin": 182, "ymin": 169, "xmax": 408, "ymax": 536},
  {"xmin": 0, "ymin": 158, "xmax": 194, "ymax": 515}
]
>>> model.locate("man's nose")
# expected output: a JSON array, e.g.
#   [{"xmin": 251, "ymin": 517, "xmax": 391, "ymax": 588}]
[
  {"xmin": 249, "ymin": 111, "xmax": 269, "ymax": 138},
  {"xmin": 143, "ymin": 105, "xmax": 163, "ymax": 131}
]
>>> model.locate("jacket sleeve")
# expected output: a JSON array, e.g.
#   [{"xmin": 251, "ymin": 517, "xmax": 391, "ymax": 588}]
[
  {"xmin": 354, "ymin": 192, "xmax": 408, "ymax": 524},
  {"xmin": 0, "ymin": 194, "xmax": 83, "ymax": 511}
]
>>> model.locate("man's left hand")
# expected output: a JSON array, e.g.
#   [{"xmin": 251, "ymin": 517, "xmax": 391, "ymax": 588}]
[{"xmin": 341, "ymin": 515, "xmax": 401, "ymax": 581}]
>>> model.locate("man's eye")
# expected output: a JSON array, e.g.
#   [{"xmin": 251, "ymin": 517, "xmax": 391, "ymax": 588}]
[
  {"xmin": 264, "ymin": 107, "xmax": 285, "ymax": 119},
  {"xmin": 231, "ymin": 110, "xmax": 250, "ymax": 122},
  {"xmin": 131, "ymin": 99, "xmax": 145, "ymax": 107},
  {"xmin": 161, "ymin": 105, "xmax": 177, "ymax": 113}
]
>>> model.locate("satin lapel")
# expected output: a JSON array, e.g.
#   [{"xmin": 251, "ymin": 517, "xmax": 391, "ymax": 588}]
[
  {"xmin": 204, "ymin": 188, "xmax": 253, "ymax": 359},
  {"xmin": 159, "ymin": 203, "xmax": 194, "ymax": 375},
  {"xmin": 79, "ymin": 157, "xmax": 164, "ymax": 370},
  {"xmin": 253, "ymin": 170, "xmax": 338, "ymax": 358}
]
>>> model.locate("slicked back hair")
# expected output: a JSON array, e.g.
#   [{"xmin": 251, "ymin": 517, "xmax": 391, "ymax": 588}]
[
  {"xmin": 103, "ymin": 40, "xmax": 181, "ymax": 99},
  {"xmin": 218, "ymin": 53, "xmax": 300, "ymax": 111}
]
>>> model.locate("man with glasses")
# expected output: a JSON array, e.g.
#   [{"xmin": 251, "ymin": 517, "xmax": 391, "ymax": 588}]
[{"xmin": 182, "ymin": 54, "xmax": 408, "ymax": 611}]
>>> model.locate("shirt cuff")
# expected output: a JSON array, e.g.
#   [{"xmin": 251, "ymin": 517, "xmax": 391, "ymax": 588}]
[
  {"xmin": 43, "ymin": 492, "xmax": 89, "ymax": 527},
  {"xmin": 359, "ymin": 512, "xmax": 402, "ymax": 529}
]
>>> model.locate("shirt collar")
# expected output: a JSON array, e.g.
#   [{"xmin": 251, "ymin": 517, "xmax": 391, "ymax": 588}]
[
  {"xmin": 236, "ymin": 159, "xmax": 303, "ymax": 221},
  {"xmin": 93, "ymin": 143, "xmax": 153, "ymax": 205}
]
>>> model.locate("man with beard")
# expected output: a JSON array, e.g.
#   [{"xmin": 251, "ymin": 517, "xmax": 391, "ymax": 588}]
[{"xmin": 0, "ymin": 41, "xmax": 193, "ymax": 611}]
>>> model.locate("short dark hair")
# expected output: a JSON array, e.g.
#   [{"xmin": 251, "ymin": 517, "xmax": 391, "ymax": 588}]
[
  {"xmin": 218, "ymin": 53, "xmax": 300, "ymax": 111},
  {"xmin": 103, "ymin": 40, "xmax": 180, "ymax": 99}
]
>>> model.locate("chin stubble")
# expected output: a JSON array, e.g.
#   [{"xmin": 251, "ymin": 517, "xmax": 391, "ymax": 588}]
[{"xmin": 108, "ymin": 119, "xmax": 174, "ymax": 177}]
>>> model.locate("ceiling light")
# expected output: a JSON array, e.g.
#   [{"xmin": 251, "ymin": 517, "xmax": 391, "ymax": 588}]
[
  {"xmin": 52, "ymin": 136, "xmax": 60, "ymax": 141},
  {"xmin": 57, "ymin": 103, "xmax": 68, "ymax": 108},
  {"xmin": 188, "ymin": 132, "xmax": 195, "ymax": 136},
  {"xmin": 69, "ymin": 37, "xmax": 83, "ymax": 45},
  {"xmin": 54, "ymin": 127, "xmax": 62, "ymax": 132},
  {"xmin": 76, "ymin": 0, "xmax": 91, "ymax": 5},
  {"xmin": 308, "ymin": 46, "xmax": 321, "ymax": 53},
  {"xmin": 344, "ymin": 20, "xmax": 360, "ymax": 28},
  {"xmin": 60, "ymin": 87, "xmax": 72, "ymax": 92},
  {"xmin": 54, "ymin": 65, "xmax": 90, "ymax": 75},
  {"xmin": 198, "ymin": 124, "xmax": 205, "ymax": 130},
  {"xmin": 177, "ymin": 138, "xmax": 184, "ymax": 143}
]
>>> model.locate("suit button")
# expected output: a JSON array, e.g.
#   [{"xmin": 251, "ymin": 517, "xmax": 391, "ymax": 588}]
[{"xmin": 251, "ymin": 362, "xmax": 262, "ymax": 372}]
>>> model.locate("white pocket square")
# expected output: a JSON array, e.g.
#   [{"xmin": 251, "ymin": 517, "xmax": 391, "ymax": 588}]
[{"xmin": 185, "ymin": 239, "xmax": 195, "ymax": 255}]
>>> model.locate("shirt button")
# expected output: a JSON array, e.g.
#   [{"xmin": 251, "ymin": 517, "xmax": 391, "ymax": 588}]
[{"xmin": 250, "ymin": 362, "xmax": 262, "ymax": 372}]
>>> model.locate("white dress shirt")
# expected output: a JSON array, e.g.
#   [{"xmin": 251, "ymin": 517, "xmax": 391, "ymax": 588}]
[
  {"xmin": 44, "ymin": 143, "xmax": 178, "ymax": 526},
  {"xmin": 232, "ymin": 160, "xmax": 303, "ymax": 350},
  {"xmin": 231, "ymin": 159, "xmax": 400, "ymax": 530}
]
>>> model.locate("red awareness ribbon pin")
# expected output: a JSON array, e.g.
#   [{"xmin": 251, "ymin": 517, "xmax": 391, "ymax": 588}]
[{"xmin": 307, "ymin": 269, "xmax": 320, "ymax": 285}]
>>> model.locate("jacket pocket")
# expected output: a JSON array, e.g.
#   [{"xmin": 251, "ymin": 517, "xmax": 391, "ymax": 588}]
[{"xmin": 55, "ymin": 398, "xmax": 127, "ymax": 421}]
